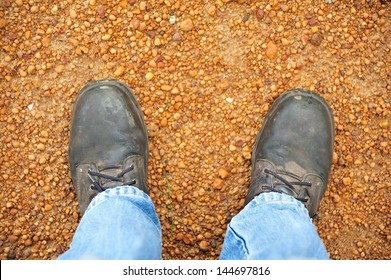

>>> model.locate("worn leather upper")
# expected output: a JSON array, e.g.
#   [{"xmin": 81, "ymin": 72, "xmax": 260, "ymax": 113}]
[
  {"xmin": 69, "ymin": 79, "xmax": 148, "ymax": 214},
  {"xmin": 246, "ymin": 89, "xmax": 334, "ymax": 217}
]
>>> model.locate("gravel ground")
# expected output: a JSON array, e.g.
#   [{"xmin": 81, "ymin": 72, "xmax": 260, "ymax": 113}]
[{"xmin": 0, "ymin": 0, "xmax": 390, "ymax": 260}]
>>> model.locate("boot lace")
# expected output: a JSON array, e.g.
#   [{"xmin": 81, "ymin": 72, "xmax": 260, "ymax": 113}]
[
  {"xmin": 262, "ymin": 168, "xmax": 312, "ymax": 202},
  {"xmin": 87, "ymin": 165, "xmax": 136, "ymax": 192}
]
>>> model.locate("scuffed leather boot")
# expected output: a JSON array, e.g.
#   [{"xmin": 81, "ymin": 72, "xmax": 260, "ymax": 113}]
[
  {"xmin": 245, "ymin": 89, "xmax": 334, "ymax": 218},
  {"xmin": 69, "ymin": 79, "xmax": 149, "ymax": 215}
]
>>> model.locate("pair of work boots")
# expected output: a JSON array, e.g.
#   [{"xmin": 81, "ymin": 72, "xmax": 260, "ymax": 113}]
[{"xmin": 69, "ymin": 79, "xmax": 334, "ymax": 218}]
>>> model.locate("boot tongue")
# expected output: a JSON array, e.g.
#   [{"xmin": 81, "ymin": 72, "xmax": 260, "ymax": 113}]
[
  {"xmin": 103, "ymin": 181, "xmax": 122, "ymax": 188},
  {"xmin": 274, "ymin": 184, "xmax": 296, "ymax": 197},
  {"xmin": 270, "ymin": 167, "xmax": 311, "ymax": 202},
  {"xmin": 98, "ymin": 166, "xmax": 124, "ymax": 188}
]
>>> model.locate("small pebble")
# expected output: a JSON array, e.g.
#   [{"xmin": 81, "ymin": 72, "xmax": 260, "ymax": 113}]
[
  {"xmin": 55, "ymin": 65, "xmax": 65, "ymax": 74},
  {"xmin": 102, "ymin": 34, "xmax": 111, "ymax": 41},
  {"xmin": 310, "ymin": 33, "xmax": 324, "ymax": 46},
  {"xmin": 44, "ymin": 204, "xmax": 52, "ymax": 211},
  {"xmin": 199, "ymin": 240, "xmax": 209, "ymax": 251},
  {"xmin": 70, "ymin": 9, "xmax": 77, "ymax": 19},
  {"xmin": 0, "ymin": 19, "xmax": 6, "ymax": 29},
  {"xmin": 212, "ymin": 178, "xmax": 224, "ymax": 190},
  {"xmin": 218, "ymin": 168, "xmax": 229, "ymax": 179},
  {"xmin": 208, "ymin": 5, "xmax": 216, "ymax": 17},
  {"xmin": 42, "ymin": 37, "xmax": 51, "ymax": 47},
  {"xmin": 256, "ymin": 9, "xmax": 265, "ymax": 21},
  {"xmin": 266, "ymin": 41, "xmax": 278, "ymax": 59},
  {"xmin": 145, "ymin": 72, "xmax": 154, "ymax": 81},
  {"xmin": 379, "ymin": 120, "xmax": 388, "ymax": 128},
  {"xmin": 342, "ymin": 177, "xmax": 351, "ymax": 186},
  {"xmin": 179, "ymin": 18, "xmax": 194, "ymax": 32},
  {"xmin": 114, "ymin": 66, "xmax": 125, "ymax": 76},
  {"xmin": 37, "ymin": 143, "xmax": 45, "ymax": 151},
  {"xmin": 172, "ymin": 32, "xmax": 182, "ymax": 41}
]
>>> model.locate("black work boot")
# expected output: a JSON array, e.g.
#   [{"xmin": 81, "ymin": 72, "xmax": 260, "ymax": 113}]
[
  {"xmin": 245, "ymin": 89, "xmax": 334, "ymax": 218},
  {"xmin": 69, "ymin": 79, "xmax": 149, "ymax": 215}
]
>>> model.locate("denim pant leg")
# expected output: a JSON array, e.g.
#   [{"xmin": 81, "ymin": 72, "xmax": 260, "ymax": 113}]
[
  {"xmin": 220, "ymin": 192, "xmax": 329, "ymax": 260},
  {"xmin": 58, "ymin": 186, "xmax": 162, "ymax": 260}
]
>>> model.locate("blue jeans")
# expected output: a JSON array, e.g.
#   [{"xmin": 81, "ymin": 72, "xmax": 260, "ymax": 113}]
[{"xmin": 57, "ymin": 186, "xmax": 329, "ymax": 260}]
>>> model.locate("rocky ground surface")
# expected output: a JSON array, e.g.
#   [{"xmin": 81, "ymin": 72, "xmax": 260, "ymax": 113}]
[{"xmin": 0, "ymin": 0, "xmax": 390, "ymax": 260}]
